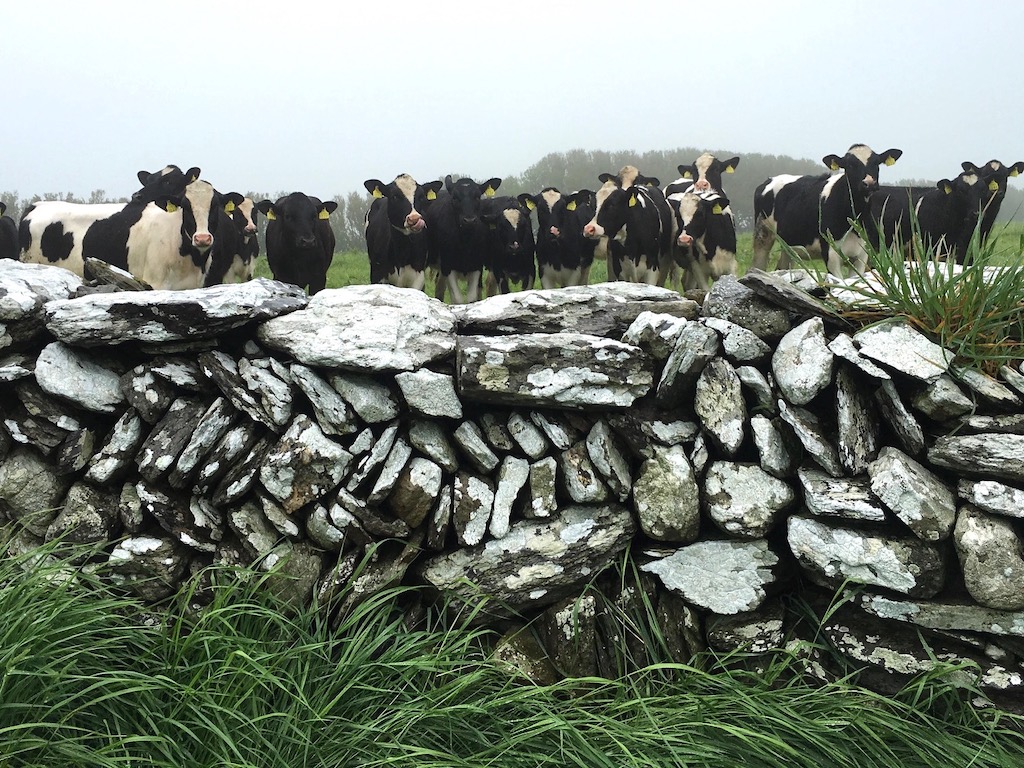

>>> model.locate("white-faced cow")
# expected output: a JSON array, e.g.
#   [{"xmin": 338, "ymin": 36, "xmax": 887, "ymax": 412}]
[
  {"xmin": 752, "ymin": 144, "xmax": 902, "ymax": 275},
  {"xmin": 0, "ymin": 203, "xmax": 17, "ymax": 260},
  {"xmin": 204, "ymin": 195, "xmax": 258, "ymax": 286},
  {"xmin": 424, "ymin": 175, "xmax": 502, "ymax": 304},
  {"xmin": 481, "ymin": 196, "xmax": 535, "ymax": 295},
  {"xmin": 580, "ymin": 166, "xmax": 673, "ymax": 286},
  {"xmin": 868, "ymin": 166, "xmax": 987, "ymax": 262},
  {"xmin": 125, "ymin": 180, "xmax": 242, "ymax": 289},
  {"xmin": 673, "ymin": 191, "xmax": 738, "ymax": 290},
  {"xmin": 256, "ymin": 193, "xmax": 338, "ymax": 294},
  {"xmin": 517, "ymin": 188, "xmax": 598, "ymax": 289},
  {"xmin": 668, "ymin": 152, "xmax": 741, "ymax": 195},
  {"xmin": 363, "ymin": 174, "xmax": 444, "ymax": 290}
]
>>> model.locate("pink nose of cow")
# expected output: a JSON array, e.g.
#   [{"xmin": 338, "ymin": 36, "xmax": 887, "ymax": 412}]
[
  {"xmin": 583, "ymin": 224, "xmax": 596, "ymax": 237},
  {"xmin": 406, "ymin": 212, "xmax": 426, "ymax": 232},
  {"xmin": 194, "ymin": 233, "xmax": 213, "ymax": 249},
  {"xmin": 549, "ymin": 225, "xmax": 560, "ymax": 237},
  {"xmin": 695, "ymin": 180, "xmax": 710, "ymax": 191},
  {"xmin": 677, "ymin": 232, "xmax": 694, "ymax": 247},
  {"xmin": 244, "ymin": 224, "xmax": 256, "ymax": 234}
]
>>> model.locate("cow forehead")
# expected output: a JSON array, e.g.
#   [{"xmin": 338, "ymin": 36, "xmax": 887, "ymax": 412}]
[
  {"xmin": 541, "ymin": 189, "xmax": 562, "ymax": 210},
  {"xmin": 594, "ymin": 180, "xmax": 618, "ymax": 209},
  {"xmin": 847, "ymin": 144, "xmax": 875, "ymax": 164},
  {"xmin": 238, "ymin": 197, "xmax": 256, "ymax": 224},
  {"xmin": 694, "ymin": 153, "xmax": 716, "ymax": 176},
  {"xmin": 503, "ymin": 208, "xmax": 520, "ymax": 227},
  {"xmin": 678, "ymin": 192, "xmax": 701, "ymax": 221},
  {"xmin": 184, "ymin": 181, "xmax": 215, "ymax": 216},
  {"xmin": 393, "ymin": 174, "xmax": 418, "ymax": 201},
  {"xmin": 618, "ymin": 166, "xmax": 640, "ymax": 187}
]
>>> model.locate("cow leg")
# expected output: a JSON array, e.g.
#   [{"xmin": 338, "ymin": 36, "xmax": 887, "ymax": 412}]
[
  {"xmin": 752, "ymin": 216, "xmax": 776, "ymax": 271},
  {"xmin": 575, "ymin": 267, "xmax": 588, "ymax": 286},
  {"xmin": 709, "ymin": 248, "xmax": 738, "ymax": 281},
  {"xmin": 465, "ymin": 271, "xmax": 483, "ymax": 303},
  {"xmin": 484, "ymin": 271, "xmax": 499, "ymax": 297},
  {"xmin": 838, "ymin": 232, "xmax": 869, "ymax": 274},
  {"xmin": 539, "ymin": 264, "xmax": 558, "ymax": 289}
]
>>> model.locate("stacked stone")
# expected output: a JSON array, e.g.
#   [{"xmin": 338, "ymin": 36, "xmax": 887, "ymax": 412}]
[{"xmin": 1, "ymin": 259, "xmax": 1024, "ymax": 705}]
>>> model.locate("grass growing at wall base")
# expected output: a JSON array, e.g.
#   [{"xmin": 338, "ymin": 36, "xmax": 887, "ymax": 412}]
[{"xmin": 2, "ymin": 539, "xmax": 1023, "ymax": 767}]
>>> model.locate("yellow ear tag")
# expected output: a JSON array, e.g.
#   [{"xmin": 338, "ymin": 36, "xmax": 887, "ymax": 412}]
[
  {"xmin": 484, "ymin": 186, "xmax": 496, "ymax": 197},
  {"xmin": 943, "ymin": 183, "xmax": 952, "ymax": 195},
  {"xmin": 188, "ymin": 174, "xmax": 198, "ymax": 183},
  {"xmin": 712, "ymin": 204, "xmax": 724, "ymax": 215},
  {"xmin": 566, "ymin": 200, "xmax": 577, "ymax": 212},
  {"xmin": 628, "ymin": 194, "xmax": 637, "ymax": 207},
  {"xmin": 318, "ymin": 209, "xmax": 330, "ymax": 220},
  {"xmin": 989, "ymin": 180, "xmax": 1000, "ymax": 191},
  {"xmin": 165, "ymin": 202, "xmax": 179, "ymax": 213},
  {"xmin": 426, "ymin": 189, "xmax": 436, "ymax": 201},
  {"xmin": 371, "ymin": 187, "xmax": 384, "ymax": 199},
  {"xmin": 266, "ymin": 209, "xmax": 277, "ymax": 221},
  {"xmin": 1012, "ymin": 169, "xmax": 1020, "ymax": 178},
  {"xmin": 885, "ymin": 157, "xmax": 896, "ymax": 166},
  {"xmin": 726, "ymin": 165, "xmax": 735, "ymax": 173},
  {"xmin": 224, "ymin": 201, "xmax": 236, "ymax": 213},
  {"xmin": 683, "ymin": 171, "xmax": 692, "ymax": 179},
  {"xmin": 525, "ymin": 199, "xmax": 536, "ymax": 211},
  {"xmin": 830, "ymin": 162, "xmax": 840, "ymax": 171}
]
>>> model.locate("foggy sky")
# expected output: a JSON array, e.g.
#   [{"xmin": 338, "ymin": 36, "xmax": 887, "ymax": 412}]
[{"xmin": 3, "ymin": 1, "xmax": 1021, "ymax": 201}]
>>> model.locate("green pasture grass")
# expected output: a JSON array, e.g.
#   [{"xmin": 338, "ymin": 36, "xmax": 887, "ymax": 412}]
[{"xmin": 2, "ymin": 540, "xmax": 1023, "ymax": 767}]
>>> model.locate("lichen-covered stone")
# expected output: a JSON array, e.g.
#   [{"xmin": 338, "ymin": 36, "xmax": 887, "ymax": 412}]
[
  {"xmin": 704, "ymin": 462, "xmax": 794, "ymax": 539},
  {"xmin": 868, "ymin": 446, "xmax": 955, "ymax": 541},
  {"xmin": 259, "ymin": 415, "xmax": 353, "ymax": 513},
  {"xmin": 772, "ymin": 317, "xmax": 834, "ymax": 405},
  {"xmin": 954, "ymin": 505, "xmax": 1024, "ymax": 611},
  {"xmin": 631, "ymin": 445, "xmax": 700, "ymax": 542}
]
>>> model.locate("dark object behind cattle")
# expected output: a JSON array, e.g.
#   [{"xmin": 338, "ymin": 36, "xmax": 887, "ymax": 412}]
[
  {"xmin": 0, "ymin": 202, "xmax": 17, "ymax": 260},
  {"xmin": 257, "ymin": 193, "xmax": 338, "ymax": 294}
]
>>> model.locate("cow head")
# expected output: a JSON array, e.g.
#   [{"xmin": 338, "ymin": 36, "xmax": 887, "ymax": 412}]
[
  {"xmin": 444, "ymin": 175, "xmax": 502, "ymax": 226},
  {"xmin": 519, "ymin": 188, "xmax": 564, "ymax": 244},
  {"xmin": 364, "ymin": 174, "xmax": 443, "ymax": 234},
  {"xmin": 152, "ymin": 180, "xmax": 234, "ymax": 256},
  {"xmin": 676, "ymin": 192, "xmax": 731, "ymax": 247},
  {"xmin": 257, "ymin": 193, "xmax": 338, "ymax": 250},
  {"xmin": 232, "ymin": 197, "xmax": 258, "ymax": 242},
  {"xmin": 965, "ymin": 159, "xmax": 1024, "ymax": 209},
  {"xmin": 677, "ymin": 153, "xmax": 740, "ymax": 193},
  {"xmin": 483, "ymin": 199, "xmax": 534, "ymax": 262},
  {"xmin": 583, "ymin": 169, "xmax": 656, "ymax": 240},
  {"xmin": 822, "ymin": 144, "xmax": 902, "ymax": 200},
  {"xmin": 132, "ymin": 165, "xmax": 201, "ymax": 203}
]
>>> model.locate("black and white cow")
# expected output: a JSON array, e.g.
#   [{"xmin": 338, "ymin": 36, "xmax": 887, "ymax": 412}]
[
  {"xmin": 752, "ymin": 144, "xmax": 902, "ymax": 275},
  {"xmin": 580, "ymin": 166, "xmax": 673, "ymax": 285},
  {"xmin": 19, "ymin": 165, "xmax": 200, "ymax": 274},
  {"xmin": 674, "ymin": 191, "xmax": 738, "ymax": 290},
  {"xmin": 868, "ymin": 166, "xmax": 987, "ymax": 261},
  {"xmin": 126, "ymin": 180, "xmax": 241, "ymax": 289},
  {"xmin": 363, "ymin": 174, "xmax": 444, "ymax": 290},
  {"xmin": 517, "ymin": 188, "xmax": 598, "ymax": 288},
  {"xmin": 204, "ymin": 195, "xmax": 258, "ymax": 286},
  {"xmin": 424, "ymin": 175, "xmax": 502, "ymax": 304},
  {"xmin": 481, "ymin": 196, "xmax": 535, "ymax": 295},
  {"xmin": 0, "ymin": 203, "xmax": 18, "ymax": 260},
  {"xmin": 256, "ymin": 193, "xmax": 338, "ymax": 294},
  {"xmin": 668, "ymin": 152, "xmax": 741, "ymax": 195}
]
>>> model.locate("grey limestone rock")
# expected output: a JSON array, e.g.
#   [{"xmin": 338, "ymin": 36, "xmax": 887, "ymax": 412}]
[
  {"xmin": 621, "ymin": 311, "xmax": 688, "ymax": 360},
  {"xmin": 868, "ymin": 446, "xmax": 955, "ymax": 541},
  {"xmin": 559, "ymin": 440, "xmax": 610, "ymax": 505},
  {"xmin": 453, "ymin": 473, "xmax": 494, "ymax": 546},
  {"xmin": 859, "ymin": 592, "xmax": 1024, "ymax": 637},
  {"xmin": 707, "ymin": 602, "xmax": 785, "ymax": 654},
  {"xmin": 928, "ymin": 433, "xmax": 1024, "ymax": 483},
  {"xmin": 35, "ymin": 342, "xmax": 124, "ymax": 414},
  {"xmin": 507, "ymin": 412, "xmax": 549, "ymax": 459},
  {"xmin": 778, "ymin": 400, "xmax": 842, "ymax": 477},
  {"xmin": 951, "ymin": 364, "xmax": 1022, "ymax": 410},
  {"xmin": 911, "ymin": 374, "xmax": 974, "ymax": 421},
  {"xmin": 694, "ymin": 357, "xmax": 746, "ymax": 456},
  {"xmin": 750, "ymin": 415, "xmax": 800, "ymax": 479},
  {"xmin": 702, "ymin": 316, "xmax": 773, "ymax": 365},
  {"xmin": 954, "ymin": 505, "xmax": 1024, "ymax": 611},
  {"xmin": 290, "ymin": 364, "xmax": 358, "ymax": 436},
  {"xmin": 137, "ymin": 398, "xmax": 210, "ymax": 483},
  {"xmin": 106, "ymin": 535, "xmax": 188, "ymax": 601},
  {"xmin": 167, "ymin": 397, "xmax": 239, "ymax": 489},
  {"xmin": 701, "ymin": 275, "xmax": 792, "ymax": 342},
  {"xmin": 875, "ymin": 379, "xmax": 926, "ymax": 456},
  {"xmin": 586, "ymin": 420, "xmax": 632, "ymax": 502},
  {"xmin": 259, "ymin": 415, "xmax": 353, "ymax": 513},
  {"xmin": 490, "ymin": 455, "xmax": 530, "ymax": 539},
  {"xmin": 798, "ymin": 467, "xmax": 887, "ymax": 522},
  {"xmin": 120, "ymin": 365, "xmax": 177, "ymax": 423},
  {"xmin": 772, "ymin": 317, "xmax": 834, "ymax": 405},
  {"xmin": 45, "ymin": 482, "xmax": 119, "ymax": 553},
  {"xmin": 347, "ymin": 421, "xmax": 400, "ymax": 492},
  {"xmin": 329, "ymin": 372, "xmax": 400, "ymax": 423},
  {"xmin": 632, "ymin": 444, "xmax": 700, "ymax": 542},
  {"xmin": 835, "ymin": 365, "xmax": 881, "ymax": 475},
  {"xmin": 238, "ymin": 356, "xmax": 294, "ymax": 429},
  {"xmin": 529, "ymin": 411, "xmax": 580, "ymax": 451},
  {"xmin": 526, "ymin": 456, "xmax": 558, "ymax": 519},
  {"xmin": 958, "ymin": 479, "xmax": 1024, "ymax": 520},
  {"xmin": 366, "ymin": 437, "xmax": 413, "ymax": 505},
  {"xmin": 853, "ymin": 318, "xmax": 953, "ymax": 382},
  {"xmin": 258, "ymin": 285, "xmax": 456, "ymax": 372},
  {"xmin": 736, "ymin": 365, "xmax": 777, "ymax": 413},
  {"xmin": 704, "ymin": 461, "xmax": 795, "ymax": 539},
  {"xmin": 407, "ymin": 419, "xmax": 459, "ymax": 473},
  {"xmin": 0, "ymin": 447, "xmax": 73, "ymax": 536},
  {"xmin": 394, "ymin": 369, "xmax": 463, "ymax": 419},
  {"xmin": 453, "ymin": 421, "xmax": 500, "ymax": 473},
  {"xmin": 388, "ymin": 457, "xmax": 442, "ymax": 529},
  {"xmin": 827, "ymin": 333, "xmax": 891, "ymax": 380},
  {"xmin": 655, "ymin": 320, "xmax": 719, "ymax": 407}
]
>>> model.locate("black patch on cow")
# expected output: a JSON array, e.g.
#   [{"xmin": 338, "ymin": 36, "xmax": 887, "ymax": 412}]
[{"xmin": 40, "ymin": 222, "xmax": 74, "ymax": 263}]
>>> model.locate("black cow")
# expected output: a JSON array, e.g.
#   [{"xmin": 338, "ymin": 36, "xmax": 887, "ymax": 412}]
[
  {"xmin": 674, "ymin": 191, "xmax": 738, "ymax": 290},
  {"xmin": 19, "ymin": 165, "xmax": 200, "ymax": 275},
  {"xmin": 424, "ymin": 175, "xmax": 502, "ymax": 304},
  {"xmin": 205, "ymin": 195, "xmax": 258, "ymax": 286},
  {"xmin": 256, "ymin": 193, "xmax": 338, "ymax": 294},
  {"xmin": 481, "ymin": 196, "xmax": 535, "ymax": 295},
  {"xmin": 363, "ymin": 174, "xmax": 443, "ymax": 290},
  {"xmin": 0, "ymin": 203, "xmax": 17, "ymax": 260},
  {"xmin": 517, "ymin": 187, "xmax": 598, "ymax": 289},
  {"xmin": 975, "ymin": 159, "xmax": 1024, "ymax": 248},
  {"xmin": 580, "ymin": 166, "xmax": 673, "ymax": 285},
  {"xmin": 752, "ymin": 144, "xmax": 902, "ymax": 275},
  {"xmin": 868, "ymin": 167, "xmax": 987, "ymax": 261}
]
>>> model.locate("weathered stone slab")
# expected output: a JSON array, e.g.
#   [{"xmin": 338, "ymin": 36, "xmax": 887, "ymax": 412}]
[
  {"xmin": 705, "ymin": 461, "xmax": 794, "ymax": 539},
  {"xmin": 586, "ymin": 420, "xmax": 632, "ymax": 502},
  {"xmin": 702, "ymin": 316, "xmax": 773, "ymax": 365},
  {"xmin": 490, "ymin": 456, "xmax": 530, "ymax": 539},
  {"xmin": 529, "ymin": 411, "xmax": 580, "ymax": 451},
  {"xmin": 0, "ymin": 261, "xmax": 84, "ymax": 321},
  {"xmin": 86, "ymin": 410, "xmax": 147, "ymax": 485},
  {"xmin": 453, "ymin": 473, "xmax": 494, "ymax": 546},
  {"xmin": 778, "ymin": 400, "xmax": 842, "ymax": 477},
  {"xmin": 707, "ymin": 602, "xmax": 785, "ymax": 654},
  {"xmin": 798, "ymin": 467, "xmax": 887, "ymax": 522},
  {"xmin": 740, "ymin": 268, "xmax": 854, "ymax": 329},
  {"xmin": 238, "ymin": 356, "xmax": 294, "ymax": 429},
  {"xmin": 194, "ymin": 420, "xmax": 262, "ymax": 493},
  {"xmin": 395, "ymin": 369, "xmax": 463, "ymax": 419},
  {"xmin": 701, "ymin": 275, "xmax": 792, "ymax": 341},
  {"xmin": 453, "ymin": 421, "xmax": 499, "ymax": 474},
  {"xmin": 951, "ymin": 364, "xmax": 1023, "ymax": 410},
  {"xmin": 407, "ymin": 419, "xmax": 459, "ymax": 473},
  {"xmin": 366, "ymin": 437, "xmax": 412, "ymax": 505},
  {"xmin": 290, "ymin": 364, "xmax": 358, "ymax": 436},
  {"xmin": 641, "ymin": 539, "xmax": 783, "ymax": 615},
  {"xmin": 736, "ymin": 365, "xmax": 777, "ymax": 413},
  {"xmin": 875, "ymin": 379, "xmax": 926, "ymax": 456},
  {"xmin": 853, "ymin": 318, "xmax": 953, "ymax": 382},
  {"xmin": 868, "ymin": 447, "xmax": 955, "ymax": 541},
  {"xmin": 859, "ymin": 592, "xmax": 1024, "ymax": 637},
  {"xmin": 750, "ymin": 415, "xmax": 800, "ymax": 479},
  {"xmin": 258, "ymin": 285, "xmax": 456, "ymax": 372},
  {"xmin": 458, "ymin": 333, "xmax": 652, "ymax": 409},
  {"xmin": 453, "ymin": 282, "xmax": 698, "ymax": 337},
  {"xmin": 958, "ymin": 479, "xmax": 1024, "ymax": 520},
  {"xmin": 526, "ymin": 456, "xmax": 558, "ymax": 519},
  {"xmin": 347, "ymin": 421, "xmax": 400, "ymax": 492},
  {"xmin": 329, "ymin": 372, "xmax": 400, "ymax": 423},
  {"xmin": 559, "ymin": 441, "xmax": 609, "ymax": 505},
  {"xmin": 911, "ymin": 374, "xmax": 974, "ymax": 421},
  {"xmin": 45, "ymin": 482, "xmax": 119, "ymax": 553},
  {"xmin": 655, "ymin": 321, "xmax": 719, "ymax": 407},
  {"xmin": 827, "ymin": 333, "xmax": 891, "ymax": 380},
  {"xmin": 954, "ymin": 505, "xmax": 1024, "ymax": 611},
  {"xmin": 621, "ymin": 311, "xmax": 688, "ymax": 360},
  {"xmin": 35, "ymin": 342, "xmax": 124, "ymax": 414},
  {"xmin": 928, "ymin": 433, "xmax": 1024, "ymax": 483},
  {"xmin": 418, "ymin": 504, "xmax": 635, "ymax": 617},
  {"xmin": 835, "ymin": 365, "xmax": 880, "ymax": 475},
  {"xmin": 137, "ymin": 398, "xmax": 210, "ymax": 483},
  {"xmin": 632, "ymin": 445, "xmax": 700, "ymax": 542},
  {"xmin": 120, "ymin": 365, "xmax": 176, "ymax": 423},
  {"xmin": 259, "ymin": 415, "xmax": 353, "ymax": 514},
  {"xmin": 694, "ymin": 357, "xmax": 746, "ymax": 456},
  {"xmin": 507, "ymin": 412, "xmax": 549, "ymax": 460},
  {"xmin": 46, "ymin": 278, "xmax": 307, "ymax": 347},
  {"xmin": 772, "ymin": 317, "xmax": 834, "ymax": 405},
  {"xmin": 106, "ymin": 535, "xmax": 188, "ymax": 601},
  {"xmin": 165, "ymin": 397, "xmax": 239, "ymax": 488},
  {"xmin": 787, "ymin": 515, "xmax": 946, "ymax": 597},
  {"xmin": 199, "ymin": 350, "xmax": 278, "ymax": 431},
  {"xmin": 388, "ymin": 458, "xmax": 443, "ymax": 529},
  {"xmin": 212, "ymin": 435, "xmax": 273, "ymax": 506}
]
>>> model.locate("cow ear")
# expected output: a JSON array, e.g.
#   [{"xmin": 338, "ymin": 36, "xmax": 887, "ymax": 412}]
[
  {"xmin": 323, "ymin": 200, "xmax": 339, "ymax": 214},
  {"xmin": 256, "ymin": 200, "xmax": 276, "ymax": 220},
  {"xmin": 711, "ymin": 204, "xmax": 724, "ymax": 215},
  {"xmin": 154, "ymin": 198, "xmax": 179, "ymax": 214},
  {"xmin": 424, "ymin": 180, "xmax": 443, "ymax": 201},
  {"xmin": 724, "ymin": 156, "xmax": 740, "ymax": 173},
  {"xmin": 880, "ymin": 149, "xmax": 902, "ymax": 166},
  {"xmin": 677, "ymin": 165, "xmax": 691, "ymax": 178},
  {"xmin": 137, "ymin": 170, "xmax": 150, "ymax": 185},
  {"xmin": 0, "ymin": 202, "xmax": 5, "ymax": 216},
  {"xmin": 364, "ymin": 179, "xmax": 384, "ymax": 198},
  {"xmin": 961, "ymin": 161, "xmax": 982, "ymax": 174},
  {"xmin": 598, "ymin": 172, "xmax": 616, "ymax": 184},
  {"xmin": 1011, "ymin": 162, "xmax": 1024, "ymax": 177},
  {"xmin": 823, "ymin": 154, "xmax": 842, "ymax": 171},
  {"xmin": 937, "ymin": 179, "xmax": 953, "ymax": 195},
  {"xmin": 640, "ymin": 176, "xmax": 660, "ymax": 187},
  {"xmin": 988, "ymin": 179, "xmax": 1000, "ymax": 192},
  {"xmin": 185, "ymin": 167, "xmax": 201, "ymax": 183},
  {"xmin": 223, "ymin": 192, "xmax": 244, "ymax": 213},
  {"xmin": 517, "ymin": 193, "xmax": 536, "ymax": 211},
  {"xmin": 483, "ymin": 178, "xmax": 502, "ymax": 197},
  {"xmin": 566, "ymin": 199, "xmax": 577, "ymax": 212}
]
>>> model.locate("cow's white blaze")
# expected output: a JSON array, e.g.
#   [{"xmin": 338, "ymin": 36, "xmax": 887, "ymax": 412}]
[
  {"xmin": 183, "ymin": 181, "xmax": 216, "ymax": 250},
  {"xmin": 693, "ymin": 152, "xmax": 715, "ymax": 189},
  {"xmin": 848, "ymin": 144, "xmax": 874, "ymax": 165}
]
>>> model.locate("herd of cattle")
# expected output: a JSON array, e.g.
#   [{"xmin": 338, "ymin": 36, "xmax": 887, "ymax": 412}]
[{"xmin": 1, "ymin": 144, "xmax": 1020, "ymax": 300}]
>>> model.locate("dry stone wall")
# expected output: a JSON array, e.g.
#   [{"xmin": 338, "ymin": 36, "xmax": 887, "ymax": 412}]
[{"xmin": 2, "ymin": 260, "xmax": 1024, "ymax": 706}]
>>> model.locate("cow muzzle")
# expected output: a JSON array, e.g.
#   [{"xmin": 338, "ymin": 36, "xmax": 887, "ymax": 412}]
[
  {"xmin": 677, "ymin": 232, "xmax": 694, "ymax": 247},
  {"xmin": 405, "ymin": 212, "xmax": 425, "ymax": 232},
  {"xmin": 583, "ymin": 223, "xmax": 602, "ymax": 239},
  {"xmin": 193, "ymin": 233, "xmax": 213, "ymax": 250}
]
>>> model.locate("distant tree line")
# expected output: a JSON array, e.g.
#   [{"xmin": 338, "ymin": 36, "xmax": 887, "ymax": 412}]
[{"xmin": 4, "ymin": 148, "xmax": 1022, "ymax": 257}]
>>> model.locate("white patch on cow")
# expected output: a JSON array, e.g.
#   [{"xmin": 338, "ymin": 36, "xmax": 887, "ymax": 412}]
[
  {"xmin": 963, "ymin": 173, "xmax": 979, "ymax": 186},
  {"xmin": 586, "ymin": 180, "xmax": 619, "ymax": 238},
  {"xmin": 20, "ymin": 201, "xmax": 127, "ymax": 274},
  {"xmin": 392, "ymin": 264, "xmax": 425, "ymax": 290},
  {"xmin": 821, "ymin": 172, "xmax": 847, "ymax": 200},
  {"xmin": 183, "ymin": 181, "xmax": 216, "ymax": 250},
  {"xmin": 541, "ymin": 188, "xmax": 562, "ymax": 211},
  {"xmin": 848, "ymin": 144, "xmax": 874, "ymax": 165},
  {"xmin": 503, "ymin": 208, "xmax": 520, "ymax": 228},
  {"xmin": 394, "ymin": 174, "xmax": 418, "ymax": 203},
  {"xmin": 762, "ymin": 174, "xmax": 803, "ymax": 197},
  {"xmin": 222, "ymin": 254, "xmax": 252, "ymax": 284},
  {"xmin": 694, "ymin": 152, "xmax": 715, "ymax": 186},
  {"xmin": 677, "ymin": 192, "xmax": 700, "ymax": 225},
  {"xmin": 618, "ymin": 165, "xmax": 640, "ymax": 187},
  {"xmin": 237, "ymin": 197, "xmax": 257, "ymax": 238}
]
